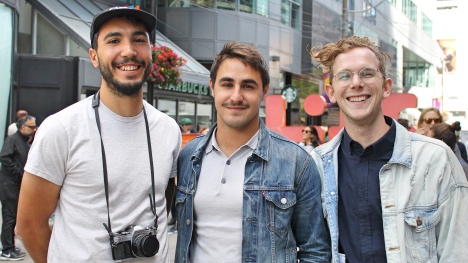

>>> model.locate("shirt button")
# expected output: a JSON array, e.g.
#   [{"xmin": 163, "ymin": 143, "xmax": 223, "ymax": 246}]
[
  {"xmin": 281, "ymin": 198, "xmax": 287, "ymax": 204},
  {"xmin": 226, "ymin": 160, "xmax": 231, "ymax": 165},
  {"xmin": 330, "ymin": 191, "xmax": 335, "ymax": 195},
  {"xmin": 221, "ymin": 178, "xmax": 226, "ymax": 184}
]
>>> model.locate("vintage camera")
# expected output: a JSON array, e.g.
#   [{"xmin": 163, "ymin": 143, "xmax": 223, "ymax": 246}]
[{"xmin": 110, "ymin": 225, "xmax": 159, "ymax": 261}]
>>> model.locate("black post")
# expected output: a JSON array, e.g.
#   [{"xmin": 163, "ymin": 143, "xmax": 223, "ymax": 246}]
[{"xmin": 146, "ymin": 0, "xmax": 157, "ymax": 106}]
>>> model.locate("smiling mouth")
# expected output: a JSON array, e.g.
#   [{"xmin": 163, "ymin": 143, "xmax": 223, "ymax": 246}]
[
  {"xmin": 348, "ymin": 95, "xmax": 369, "ymax": 102},
  {"xmin": 117, "ymin": 65, "xmax": 140, "ymax": 71}
]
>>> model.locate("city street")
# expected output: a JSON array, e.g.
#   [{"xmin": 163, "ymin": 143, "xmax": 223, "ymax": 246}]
[{"xmin": 0, "ymin": 208, "xmax": 177, "ymax": 262}]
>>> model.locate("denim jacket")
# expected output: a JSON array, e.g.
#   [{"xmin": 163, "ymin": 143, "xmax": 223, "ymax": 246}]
[
  {"xmin": 175, "ymin": 120, "xmax": 331, "ymax": 263},
  {"xmin": 311, "ymin": 119, "xmax": 468, "ymax": 263}
]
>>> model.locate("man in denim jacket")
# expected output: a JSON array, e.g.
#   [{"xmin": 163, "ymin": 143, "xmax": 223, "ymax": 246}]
[
  {"xmin": 174, "ymin": 42, "xmax": 331, "ymax": 263},
  {"xmin": 310, "ymin": 36, "xmax": 468, "ymax": 262}
]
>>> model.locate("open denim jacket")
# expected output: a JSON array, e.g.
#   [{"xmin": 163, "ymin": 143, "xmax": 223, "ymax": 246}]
[
  {"xmin": 174, "ymin": 120, "xmax": 331, "ymax": 263},
  {"xmin": 311, "ymin": 118, "xmax": 468, "ymax": 263}
]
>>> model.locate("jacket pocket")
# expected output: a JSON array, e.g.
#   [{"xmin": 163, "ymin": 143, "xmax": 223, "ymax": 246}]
[
  {"xmin": 264, "ymin": 190, "xmax": 296, "ymax": 237},
  {"xmin": 404, "ymin": 209, "xmax": 439, "ymax": 263}
]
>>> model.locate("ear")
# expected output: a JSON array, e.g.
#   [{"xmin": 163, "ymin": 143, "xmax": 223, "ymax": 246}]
[
  {"xmin": 89, "ymin": 48, "xmax": 99, "ymax": 68},
  {"xmin": 262, "ymin": 84, "xmax": 270, "ymax": 100},
  {"xmin": 325, "ymin": 83, "xmax": 337, "ymax": 103},
  {"xmin": 382, "ymin": 78, "xmax": 392, "ymax": 99},
  {"xmin": 209, "ymin": 78, "xmax": 215, "ymax": 98}
]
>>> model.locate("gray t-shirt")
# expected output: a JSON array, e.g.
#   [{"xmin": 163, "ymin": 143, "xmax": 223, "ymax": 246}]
[{"xmin": 25, "ymin": 96, "xmax": 181, "ymax": 262}]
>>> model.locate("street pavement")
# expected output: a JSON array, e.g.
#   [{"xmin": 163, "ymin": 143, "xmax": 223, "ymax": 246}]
[{"xmin": 0, "ymin": 208, "xmax": 177, "ymax": 262}]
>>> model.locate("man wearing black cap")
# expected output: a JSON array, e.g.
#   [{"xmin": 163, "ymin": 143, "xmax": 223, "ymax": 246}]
[{"xmin": 16, "ymin": 6, "xmax": 181, "ymax": 263}]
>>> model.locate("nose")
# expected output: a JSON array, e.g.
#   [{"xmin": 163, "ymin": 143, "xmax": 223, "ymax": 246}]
[
  {"xmin": 121, "ymin": 40, "xmax": 137, "ymax": 58},
  {"xmin": 230, "ymin": 85, "xmax": 244, "ymax": 101},
  {"xmin": 350, "ymin": 72, "xmax": 363, "ymax": 88}
]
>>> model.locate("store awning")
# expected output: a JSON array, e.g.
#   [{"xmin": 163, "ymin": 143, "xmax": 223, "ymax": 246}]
[{"xmin": 28, "ymin": 0, "xmax": 210, "ymax": 85}]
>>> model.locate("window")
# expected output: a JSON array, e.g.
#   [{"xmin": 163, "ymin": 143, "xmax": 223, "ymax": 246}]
[
  {"xmin": 421, "ymin": 12, "xmax": 432, "ymax": 36},
  {"xmin": 281, "ymin": 0, "xmax": 300, "ymax": 29},
  {"xmin": 402, "ymin": 0, "xmax": 417, "ymax": 23},
  {"xmin": 169, "ymin": 0, "xmax": 190, "ymax": 7},
  {"xmin": 217, "ymin": 0, "xmax": 235, "ymax": 10},
  {"xmin": 191, "ymin": 0, "xmax": 214, "ymax": 7}
]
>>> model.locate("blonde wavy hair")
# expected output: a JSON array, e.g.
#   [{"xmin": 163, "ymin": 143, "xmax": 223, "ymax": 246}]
[{"xmin": 310, "ymin": 36, "xmax": 391, "ymax": 83}]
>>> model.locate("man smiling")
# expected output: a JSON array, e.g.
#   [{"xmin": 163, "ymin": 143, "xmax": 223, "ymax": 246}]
[
  {"xmin": 310, "ymin": 36, "xmax": 468, "ymax": 263},
  {"xmin": 16, "ymin": 7, "xmax": 181, "ymax": 263},
  {"xmin": 174, "ymin": 42, "xmax": 330, "ymax": 262}
]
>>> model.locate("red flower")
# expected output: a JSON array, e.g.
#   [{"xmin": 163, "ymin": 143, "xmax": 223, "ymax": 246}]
[{"xmin": 148, "ymin": 45, "xmax": 186, "ymax": 85}]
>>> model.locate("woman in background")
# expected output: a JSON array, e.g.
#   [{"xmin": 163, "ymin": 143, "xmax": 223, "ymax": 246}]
[
  {"xmin": 428, "ymin": 123, "xmax": 468, "ymax": 178},
  {"xmin": 298, "ymin": 125, "xmax": 321, "ymax": 153},
  {"xmin": 415, "ymin": 107, "xmax": 443, "ymax": 136}
]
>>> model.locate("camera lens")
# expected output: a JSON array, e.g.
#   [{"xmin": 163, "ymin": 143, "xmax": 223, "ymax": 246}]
[{"xmin": 133, "ymin": 234, "xmax": 159, "ymax": 257}]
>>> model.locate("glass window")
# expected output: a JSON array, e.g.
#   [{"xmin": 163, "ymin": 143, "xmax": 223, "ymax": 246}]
[
  {"xmin": 255, "ymin": 0, "xmax": 269, "ymax": 17},
  {"xmin": 240, "ymin": 0, "xmax": 253, "ymax": 13},
  {"xmin": 281, "ymin": 0, "xmax": 300, "ymax": 29},
  {"xmin": 281, "ymin": 0, "xmax": 291, "ymax": 26},
  {"xmin": 0, "ymin": 5, "xmax": 13, "ymax": 143},
  {"xmin": 158, "ymin": 98, "xmax": 177, "ymax": 119},
  {"xmin": 196, "ymin": 103, "xmax": 213, "ymax": 131},
  {"xmin": 169, "ymin": 0, "xmax": 190, "ymax": 7},
  {"xmin": 36, "ymin": 13, "xmax": 64, "ymax": 55},
  {"xmin": 217, "ymin": 0, "xmax": 235, "ymax": 10},
  {"xmin": 291, "ymin": 1, "xmax": 300, "ymax": 29},
  {"xmin": 402, "ymin": 0, "xmax": 417, "ymax": 23},
  {"xmin": 178, "ymin": 101, "xmax": 195, "ymax": 131},
  {"xmin": 422, "ymin": 12, "xmax": 432, "ymax": 36},
  {"xmin": 190, "ymin": 0, "xmax": 214, "ymax": 7}
]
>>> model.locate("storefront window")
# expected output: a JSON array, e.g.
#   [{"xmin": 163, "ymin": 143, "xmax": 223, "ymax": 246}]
[
  {"xmin": 196, "ymin": 103, "xmax": 213, "ymax": 131},
  {"xmin": 158, "ymin": 98, "xmax": 177, "ymax": 119},
  {"xmin": 178, "ymin": 100, "xmax": 195, "ymax": 130}
]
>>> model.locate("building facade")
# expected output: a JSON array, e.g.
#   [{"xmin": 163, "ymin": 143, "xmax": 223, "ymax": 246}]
[{"xmin": 1, "ymin": 0, "xmax": 443, "ymax": 145}]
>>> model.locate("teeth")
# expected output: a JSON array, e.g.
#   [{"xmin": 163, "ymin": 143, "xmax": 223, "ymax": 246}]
[
  {"xmin": 349, "ymin": 96, "xmax": 367, "ymax": 102},
  {"xmin": 120, "ymin": 65, "xmax": 138, "ymax": 71}
]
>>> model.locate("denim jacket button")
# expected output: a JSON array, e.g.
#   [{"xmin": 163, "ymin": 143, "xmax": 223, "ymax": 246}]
[
  {"xmin": 281, "ymin": 198, "xmax": 287, "ymax": 204},
  {"xmin": 186, "ymin": 219, "xmax": 191, "ymax": 225}
]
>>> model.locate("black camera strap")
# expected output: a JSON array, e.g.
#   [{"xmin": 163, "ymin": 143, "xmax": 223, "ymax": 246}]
[{"xmin": 92, "ymin": 91, "xmax": 158, "ymax": 236}]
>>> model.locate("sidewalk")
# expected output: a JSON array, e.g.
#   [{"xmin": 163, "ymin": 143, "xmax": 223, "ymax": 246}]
[{"xmin": 0, "ymin": 206, "xmax": 177, "ymax": 262}]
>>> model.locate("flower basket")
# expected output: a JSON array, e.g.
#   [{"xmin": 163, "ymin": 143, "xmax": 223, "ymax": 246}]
[{"xmin": 148, "ymin": 45, "xmax": 187, "ymax": 87}]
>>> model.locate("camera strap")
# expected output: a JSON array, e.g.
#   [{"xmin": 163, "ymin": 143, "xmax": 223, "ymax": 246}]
[{"xmin": 92, "ymin": 91, "xmax": 158, "ymax": 235}]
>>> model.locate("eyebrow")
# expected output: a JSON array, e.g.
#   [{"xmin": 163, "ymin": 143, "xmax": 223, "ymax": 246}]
[
  {"xmin": 102, "ymin": 31, "xmax": 148, "ymax": 41},
  {"xmin": 218, "ymin": 77, "xmax": 259, "ymax": 86}
]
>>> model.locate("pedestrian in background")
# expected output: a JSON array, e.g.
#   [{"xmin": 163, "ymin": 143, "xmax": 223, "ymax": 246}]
[
  {"xmin": 298, "ymin": 125, "xmax": 322, "ymax": 153},
  {"xmin": 16, "ymin": 7, "xmax": 180, "ymax": 263},
  {"xmin": 415, "ymin": 107, "xmax": 443, "ymax": 136},
  {"xmin": 428, "ymin": 123, "xmax": 468, "ymax": 178},
  {"xmin": 311, "ymin": 35, "xmax": 468, "ymax": 262},
  {"xmin": 175, "ymin": 41, "xmax": 330, "ymax": 262},
  {"xmin": 0, "ymin": 115, "xmax": 36, "ymax": 260},
  {"xmin": 7, "ymin": 110, "xmax": 28, "ymax": 136},
  {"xmin": 179, "ymin": 117, "xmax": 194, "ymax": 134}
]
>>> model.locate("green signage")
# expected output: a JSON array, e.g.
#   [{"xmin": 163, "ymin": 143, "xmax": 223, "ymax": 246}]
[{"xmin": 157, "ymin": 82, "xmax": 211, "ymax": 96}]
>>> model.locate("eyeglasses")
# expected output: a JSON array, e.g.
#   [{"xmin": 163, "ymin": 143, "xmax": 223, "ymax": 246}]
[
  {"xmin": 424, "ymin": 118, "xmax": 441, "ymax": 125},
  {"xmin": 24, "ymin": 125, "xmax": 37, "ymax": 129},
  {"xmin": 332, "ymin": 67, "xmax": 385, "ymax": 87},
  {"xmin": 302, "ymin": 130, "xmax": 311, "ymax": 134}
]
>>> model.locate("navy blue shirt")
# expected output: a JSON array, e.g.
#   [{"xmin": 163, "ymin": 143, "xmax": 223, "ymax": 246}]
[{"xmin": 337, "ymin": 116, "xmax": 395, "ymax": 263}]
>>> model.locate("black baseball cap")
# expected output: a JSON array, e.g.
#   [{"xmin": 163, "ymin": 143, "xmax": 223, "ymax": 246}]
[{"xmin": 90, "ymin": 6, "xmax": 156, "ymax": 47}]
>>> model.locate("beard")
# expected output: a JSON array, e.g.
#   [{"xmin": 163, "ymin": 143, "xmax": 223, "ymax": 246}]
[{"xmin": 99, "ymin": 57, "xmax": 152, "ymax": 97}]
